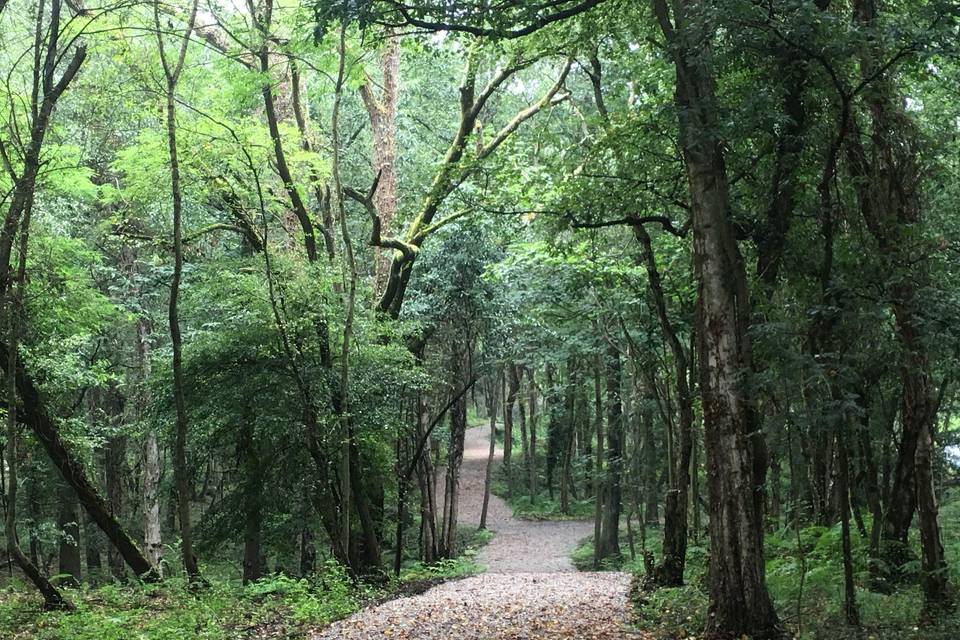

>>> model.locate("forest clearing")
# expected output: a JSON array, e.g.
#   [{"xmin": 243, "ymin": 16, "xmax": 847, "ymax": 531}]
[{"xmin": 2, "ymin": 1, "xmax": 960, "ymax": 639}]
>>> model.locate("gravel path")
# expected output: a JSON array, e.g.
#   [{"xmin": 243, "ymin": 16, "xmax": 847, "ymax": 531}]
[
  {"xmin": 459, "ymin": 422, "xmax": 595, "ymax": 573},
  {"xmin": 312, "ymin": 424, "xmax": 636, "ymax": 639}
]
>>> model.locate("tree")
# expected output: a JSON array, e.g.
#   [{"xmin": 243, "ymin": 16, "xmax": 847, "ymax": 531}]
[
  {"xmin": 650, "ymin": 0, "xmax": 780, "ymax": 636},
  {"xmin": 153, "ymin": 0, "xmax": 202, "ymax": 584}
]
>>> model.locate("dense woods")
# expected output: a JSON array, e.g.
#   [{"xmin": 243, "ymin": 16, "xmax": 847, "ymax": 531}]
[{"xmin": 2, "ymin": 0, "xmax": 960, "ymax": 638}]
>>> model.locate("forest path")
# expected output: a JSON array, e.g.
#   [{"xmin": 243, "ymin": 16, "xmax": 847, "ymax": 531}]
[
  {"xmin": 312, "ymin": 424, "xmax": 638, "ymax": 639},
  {"xmin": 460, "ymin": 421, "xmax": 595, "ymax": 572}
]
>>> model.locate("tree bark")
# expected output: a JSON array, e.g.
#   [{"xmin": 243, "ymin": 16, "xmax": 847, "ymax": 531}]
[
  {"xmin": 360, "ymin": 35, "xmax": 400, "ymax": 298},
  {"xmin": 440, "ymin": 344, "xmax": 469, "ymax": 557},
  {"xmin": 105, "ymin": 433, "xmax": 127, "ymax": 580},
  {"xmin": 57, "ymin": 481, "xmax": 82, "ymax": 587},
  {"xmin": 154, "ymin": 0, "xmax": 201, "ymax": 584},
  {"xmin": 504, "ymin": 369, "xmax": 518, "ymax": 492},
  {"xmin": 592, "ymin": 358, "xmax": 604, "ymax": 568},
  {"xmin": 528, "ymin": 368, "xmax": 539, "ymax": 500},
  {"xmin": 240, "ymin": 418, "xmax": 263, "ymax": 584},
  {"xmin": 136, "ymin": 315, "xmax": 163, "ymax": 574},
  {"xmin": 652, "ymin": 1, "xmax": 780, "ymax": 635},
  {"xmin": 634, "ymin": 225, "xmax": 693, "ymax": 586},
  {"xmin": 597, "ymin": 343, "xmax": 623, "ymax": 561},
  {"xmin": 480, "ymin": 373, "xmax": 500, "ymax": 529}
]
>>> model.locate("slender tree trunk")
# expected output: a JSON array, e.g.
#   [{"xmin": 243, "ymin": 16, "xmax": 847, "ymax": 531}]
[
  {"xmin": 155, "ymin": 0, "xmax": 201, "ymax": 583},
  {"xmin": 480, "ymin": 373, "xmax": 500, "ymax": 529},
  {"xmin": 504, "ymin": 370, "xmax": 518, "ymax": 495},
  {"xmin": 515, "ymin": 366, "xmax": 530, "ymax": 494},
  {"xmin": 528, "ymin": 368, "xmax": 539, "ymax": 500},
  {"xmin": 640, "ymin": 381, "xmax": 658, "ymax": 526},
  {"xmin": 440, "ymin": 345, "xmax": 469, "ymax": 557},
  {"xmin": 837, "ymin": 423, "xmax": 859, "ymax": 625},
  {"xmin": 593, "ymin": 358, "xmax": 604, "ymax": 568},
  {"xmin": 635, "ymin": 225, "xmax": 693, "ymax": 586},
  {"xmin": 165, "ymin": 75, "xmax": 199, "ymax": 585}
]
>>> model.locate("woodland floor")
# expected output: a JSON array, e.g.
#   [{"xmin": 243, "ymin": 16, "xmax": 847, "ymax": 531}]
[{"xmin": 312, "ymin": 425, "xmax": 638, "ymax": 639}]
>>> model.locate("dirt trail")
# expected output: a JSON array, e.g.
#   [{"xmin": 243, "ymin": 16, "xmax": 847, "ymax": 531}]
[
  {"xmin": 312, "ymin": 424, "xmax": 636, "ymax": 639},
  {"xmin": 460, "ymin": 422, "xmax": 596, "ymax": 572}
]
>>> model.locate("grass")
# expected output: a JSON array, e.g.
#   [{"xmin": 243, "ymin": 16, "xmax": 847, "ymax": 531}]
[
  {"xmin": 0, "ymin": 527, "xmax": 492, "ymax": 640},
  {"xmin": 0, "ymin": 563, "xmax": 360, "ymax": 640}
]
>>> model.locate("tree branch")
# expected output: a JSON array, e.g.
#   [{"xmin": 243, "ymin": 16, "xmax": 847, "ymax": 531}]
[{"xmin": 572, "ymin": 214, "xmax": 689, "ymax": 237}]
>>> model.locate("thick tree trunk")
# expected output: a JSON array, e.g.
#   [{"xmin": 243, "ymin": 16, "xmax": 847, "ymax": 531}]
[
  {"xmin": 105, "ymin": 434, "xmax": 127, "ymax": 580},
  {"xmin": 597, "ymin": 344, "xmax": 623, "ymax": 561},
  {"xmin": 136, "ymin": 315, "xmax": 163, "ymax": 573},
  {"xmin": 360, "ymin": 35, "xmax": 400, "ymax": 298},
  {"xmin": 57, "ymin": 482, "xmax": 82, "ymax": 587},
  {"xmin": 652, "ymin": 1, "xmax": 780, "ymax": 633},
  {"xmin": 299, "ymin": 528, "xmax": 316, "ymax": 576},
  {"xmin": 240, "ymin": 420, "xmax": 264, "ymax": 585}
]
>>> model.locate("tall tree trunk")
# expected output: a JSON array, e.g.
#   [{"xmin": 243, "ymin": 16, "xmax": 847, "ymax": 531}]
[
  {"xmin": 837, "ymin": 423, "xmax": 859, "ymax": 625},
  {"xmin": 480, "ymin": 373, "xmax": 500, "ymax": 529},
  {"xmin": 652, "ymin": 1, "xmax": 779, "ymax": 635},
  {"xmin": 640, "ymin": 380, "xmax": 659, "ymax": 526},
  {"xmin": 240, "ymin": 417, "xmax": 263, "ymax": 585},
  {"xmin": 440, "ymin": 345, "xmax": 469, "ymax": 557},
  {"xmin": 545, "ymin": 363, "xmax": 560, "ymax": 502},
  {"xmin": 57, "ymin": 482, "xmax": 82, "ymax": 587},
  {"xmin": 155, "ymin": 0, "xmax": 201, "ymax": 583},
  {"xmin": 597, "ymin": 343, "xmax": 623, "ymax": 561},
  {"xmin": 105, "ymin": 433, "xmax": 127, "ymax": 581},
  {"xmin": 528, "ymin": 368, "xmax": 539, "ymax": 500},
  {"xmin": 504, "ymin": 369, "xmax": 518, "ymax": 493},
  {"xmin": 847, "ymin": 0, "xmax": 950, "ymax": 610},
  {"xmin": 635, "ymin": 225, "xmax": 693, "ymax": 586},
  {"xmin": 593, "ymin": 358, "xmax": 604, "ymax": 568},
  {"xmin": 360, "ymin": 34, "xmax": 400, "ymax": 299},
  {"xmin": 514, "ymin": 366, "xmax": 529, "ymax": 494},
  {"xmin": 137, "ymin": 316, "xmax": 163, "ymax": 574}
]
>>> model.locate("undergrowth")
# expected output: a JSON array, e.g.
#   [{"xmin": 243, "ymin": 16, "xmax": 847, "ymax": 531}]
[
  {"xmin": 0, "ymin": 528, "xmax": 490, "ymax": 640},
  {"xmin": 608, "ymin": 493, "xmax": 960, "ymax": 639}
]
